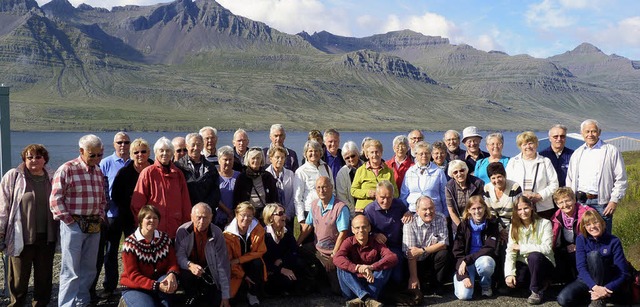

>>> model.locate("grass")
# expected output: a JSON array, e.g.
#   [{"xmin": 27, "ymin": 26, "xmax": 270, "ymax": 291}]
[{"xmin": 612, "ymin": 151, "xmax": 640, "ymax": 268}]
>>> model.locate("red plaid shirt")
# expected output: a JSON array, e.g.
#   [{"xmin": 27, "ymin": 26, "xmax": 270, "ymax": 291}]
[{"xmin": 50, "ymin": 156, "xmax": 107, "ymax": 225}]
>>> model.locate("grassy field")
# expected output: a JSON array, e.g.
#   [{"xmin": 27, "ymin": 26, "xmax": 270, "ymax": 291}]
[{"xmin": 613, "ymin": 151, "xmax": 640, "ymax": 268}]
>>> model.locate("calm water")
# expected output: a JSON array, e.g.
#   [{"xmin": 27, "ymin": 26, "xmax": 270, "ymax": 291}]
[{"xmin": 6, "ymin": 130, "xmax": 640, "ymax": 170}]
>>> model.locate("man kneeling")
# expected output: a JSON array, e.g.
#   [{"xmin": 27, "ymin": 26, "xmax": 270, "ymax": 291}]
[
  {"xmin": 334, "ymin": 215, "xmax": 398, "ymax": 307},
  {"xmin": 175, "ymin": 203, "xmax": 231, "ymax": 307}
]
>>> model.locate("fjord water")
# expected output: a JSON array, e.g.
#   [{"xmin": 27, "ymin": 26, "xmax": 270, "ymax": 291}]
[{"xmin": 8, "ymin": 131, "xmax": 640, "ymax": 170}]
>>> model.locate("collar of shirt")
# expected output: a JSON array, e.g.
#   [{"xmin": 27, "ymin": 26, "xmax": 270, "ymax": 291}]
[
  {"xmin": 73, "ymin": 156, "xmax": 96, "ymax": 172},
  {"xmin": 366, "ymin": 161, "xmax": 385, "ymax": 171},
  {"xmin": 583, "ymin": 139, "xmax": 604, "ymax": 150},
  {"xmin": 415, "ymin": 216, "xmax": 432, "ymax": 229},
  {"xmin": 317, "ymin": 195, "xmax": 336, "ymax": 214},
  {"xmin": 134, "ymin": 228, "xmax": 160, "ymax": 242}
]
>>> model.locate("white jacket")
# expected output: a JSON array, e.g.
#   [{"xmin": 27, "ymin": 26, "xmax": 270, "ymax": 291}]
[{"xmin": 505, "ymin": 153, "xmax": 558, "ymax": 212}]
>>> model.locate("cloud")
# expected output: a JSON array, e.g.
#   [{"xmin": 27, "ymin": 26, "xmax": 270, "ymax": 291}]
[
  {"xmin": 589, "ymin": 16, "xmax": 640, "ymax": 58},
  {"xmin": 380, "ymin": 11, "xmax": 458, "ymax": 39},
  {"xmin": 36, "ymin": 0, "xmax": 161, "ymax": 8},
  {"xmin": 525, "ymin": 0, "xmax": 576, "ymax": 29}
]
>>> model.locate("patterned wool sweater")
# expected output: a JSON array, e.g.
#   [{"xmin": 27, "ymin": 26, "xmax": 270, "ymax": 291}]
[{"xmin": 120, "ymin": 229, "xmax": 179, "ymax": 291}]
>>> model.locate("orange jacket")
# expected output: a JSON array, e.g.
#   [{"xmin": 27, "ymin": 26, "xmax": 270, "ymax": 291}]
[{"xmin": 223, "ymin": 218, "xmax": 267, "ymax": 297}]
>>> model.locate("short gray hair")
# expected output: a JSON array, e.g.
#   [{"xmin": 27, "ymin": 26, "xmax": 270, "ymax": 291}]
[
  {"xmin": 392, "ymin": 135, "xmax": 409, "ymax": 148},
  {"xmin": 485, "ymin": 132, "xmax": 504, "ymax": 144},
  {"xmin": 416, "ymin": 195, "xmax": 434, "ymax": 208},
  {"xmin": 303, "ymin": 140, "xmax": 322, "ymax": 156},
  {"xmin": 79, "ymin": 134, "xmax": 103, "ymax": 150},
  {"xmin": 580, "ymin": 119, "xmax": 601, "ymax": 132},
  {"xmin": 199, "ymin": 126, "xmax": 217, "ymax": 136},
  {"xmin": 185, "ymin": 133, "xmax": 202, "ymax": 144},
  {"xmin": 341, "ymin": 141, "xmax": 359, "ymax": 157},
  {"xmin": 448, "ymin": 160, "xmax": 469, "ymax": 177},
  {"xmin": 234, "ymin": 128, "xmax": 248, "ymax": 140},
  {"xmin": 443, "ymin": 130, "xmax": 460, "ymax": 141},
  {"xmin": 324, "ymin": 129, "xmax": 339, "ymax": 139},
  {"xmin": 548, "ymin": 124, "xmax": 567, "ymax": 136},
  {"xmin": 412, "ymin": 141, "xmax": 432, "ymax": 157},
  {"xmin": 153, "ymin": 137, "xmax": 174, "ymax": 153},
  {"xmin": 244, "ymin": 147, "xmax": 265, "ymax": 167},
  {"xmin": 270, "ymin": 124, "xmax": 285, "ymax": 136},
  {"xmin": 376, "ymin": 180, "xmax": 395, "ymax": 195},
  {"xmin": 432, "ymin": 141, "xmax": 447, "ymax": 152},
  {"xmin": 192, "ymin": 202, "xmax": 213, "ymax": 215},
  {"xmin": 113, "ymin": 131, "xmax": 129, "ymax": 142},
  {"xmin": 217, "ymin": 145, "xmax": 234, "ymax": 158}
]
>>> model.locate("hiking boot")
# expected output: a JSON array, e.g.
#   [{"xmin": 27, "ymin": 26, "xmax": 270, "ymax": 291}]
[
  {"xmin": 346, "ymin": 297, "xmax": 364, "ymax": 307},
  {"xmin": 527, "ymin": 291, "xmax": 543, "ymax": 305},
  {"xmin": 247, "ymin": 293, "xmax": 260, "ymax": 306},
  {"xmin": 588, "ymin": 299, "xmax": 606, "ymax": 307},
  {"xmin": 364, "ymin": 298, "xmax": 383, "ymax": 307},
  {"xmin": 481, "ymin": 287, "xmax": 493, "ymax": 297}
]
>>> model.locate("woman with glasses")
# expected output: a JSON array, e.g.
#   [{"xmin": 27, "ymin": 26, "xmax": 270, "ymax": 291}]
[
  {"xmin": 386, "ymin": 135, "xmax": 414, "ymax": 191},
  {"xmin": 446, "ymin": 160, "xmax": 485, "ymax": 234},
  {"xmin": 0, "ymin": 144, "xmax": 57, "ymax": 307},
  {"xmin": 294, "ymin": 140, "xmax": 333, "ymax": 223},
  {"xmin": 431, "ymin": 141, "xmax": 450, "ymax": 180},
  {"xmin": 266, "ymin": 146, "xmax": 295, "ymax": 229},
  {"xmin": 335, "ymin": 141, "xmax": 362, "ymax": 215},
  {"xmin": 400, "ymin": 141, "xmax": 446, "ymax": 213},
  {"xmin": 224, "ymin": 202, "xmax": 267, "ymax": 306},
  {"xmin": 474, "ymin": 132, "xmax": 509, "ymax": 184},
  {"xmin": 352, "ymin": 139, "xmax": 397, "ymax": 212},
  {"xmin": 234, "ymin": 147, "xmax": 278, "ymax": 222}
]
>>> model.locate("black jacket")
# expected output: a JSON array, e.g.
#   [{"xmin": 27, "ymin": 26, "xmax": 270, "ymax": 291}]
[
  {"xmin": 175, "ymin": 155, "xmax": 221, "ymax": 210},
  {"xmin": 452, "ymin": 217, "xmax": 499, "ymax": 281}
]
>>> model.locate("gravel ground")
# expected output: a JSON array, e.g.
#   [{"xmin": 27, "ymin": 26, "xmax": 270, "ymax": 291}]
[{"xmin": 0, "ymin": 253, "xmax": 632, "ymax": 306}]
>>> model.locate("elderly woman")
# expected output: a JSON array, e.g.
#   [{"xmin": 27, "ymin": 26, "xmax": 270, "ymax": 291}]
[
  {"xmin": 506, "ymin": 131, "xmax": 559, "ymax": 220},
  {"xmin": 214, "ymin": 146, "xmax": 240, "ymax": 228},
  {"xmin": 474, "ymin": 132, "xmax": 509, "ymax": 184},
  {"xmin": 120, "ymin": 205, "xmax": 179, "ymax": 306},
  {"xmin": 175, "ymin": 133, "xmax": 221, "ymax": 212},
  {"xmin": 400, "ymin": 141, "xmax": 446, "ymax": 214},
  {"xmin": 556, "ymin": 211, "xmax": 630, "ymax": 306},
  {"xmin": 352, "ymin": 139, "xmax": 398, "ymax": 211},
  {"xmin": 0, "ymin": 144, "xmax": 57, "ymax": 307},
  {"xmin": 262, "ymin": 203, "xmax": 308, "ymax": 296},
  {"xmin": 431, "ymin": 141, "xmax": 450, "ymax": 180},
  {"xmin": 386, "ymin": 135, "xmax": 414, "ymax": 190},
  {"xmin": 131, "ymin": 137, "xmax": 191, "ymax": 238},
  {"xmin": 233, "ymin": 147, "xmax": 278, "ymax": 221},
  {"xmin": 112, "ymin": 138, "xmax": 153, "ymax": 236},
  {"xmin": 224, "ymin": 202, "xmax": 267, "ymax": 306},
  {"xmin": 294, "ymin": 140, "xmax": 333, "ymax": 223},
  {"xmin": 266, "ymin": 146, "xmax": 296, "ymax": 229},
  {"xmin": 505, "ymin": 196, "xmax": 555, "ymax": 305},
  {"xmin": 335, "ymin": 141, "xmax": 362, "ymax": 214},
  {"xmin": 446, "ymin": 160, "xmax": 485, "ymax": 230},
  {"xmin": 300, "ymin": 129, "xmax": 326, "ymax": 165},
  {"xmin": 452, "ymin": 196, "xmax": 499, "ymax": 300}
]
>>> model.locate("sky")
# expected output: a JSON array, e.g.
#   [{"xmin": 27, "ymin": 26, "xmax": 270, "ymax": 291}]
[{"xmin": 35, "ymin": 0, "xmax": 640, "ymax": 60}]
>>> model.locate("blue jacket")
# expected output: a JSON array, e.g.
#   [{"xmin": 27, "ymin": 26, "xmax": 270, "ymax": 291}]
[
  {"xmin": 575, "ymin": 232, "xmax": 628, "ymax": 290},
  {"xmin": 539, "ymin": 146, "xmax": 573, "ymax": 187}
]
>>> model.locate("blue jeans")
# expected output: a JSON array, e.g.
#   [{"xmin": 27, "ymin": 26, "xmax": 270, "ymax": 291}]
[
  {"xmin": 337, "ymin": 268, "xmax": 392, "ymax": 300},
  {"xmin": 453, "ymin": 255, "xmax": 495, "ymax": 300},
  {"xmin": 122, "ymin": 288, "xmax": 171, "ymax": 307},
  {"xmin": 584, "ymin": 199, "xmax": 612, "ymax": 234},
  {"xmin": 58, "ymin": 222, "xmax": 100, "ymax": 307}
]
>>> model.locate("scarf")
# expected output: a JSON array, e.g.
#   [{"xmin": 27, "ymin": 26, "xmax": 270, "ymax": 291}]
[
  {"xmin": 469, "ymin": 220, "xmax": 487, "ymax": 254},
  {"xmin": 561, "ymin": 209, "xmax": 577, "ymax": 231}
]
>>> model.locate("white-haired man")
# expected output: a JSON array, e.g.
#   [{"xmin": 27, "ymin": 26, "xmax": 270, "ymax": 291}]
[
  {"xmin": 232, "ymin": 129, "xmax": 250, "ymax": 171},
  {"xmin": 263, "ymin": 124, "xmax": 299, "ymax": 172},
  {"xmin": 539, "ymin": 124, "xmax": 573, "ymax": 187},
  {"xmin": 199, "ymin": 126, "xmax": 219, "ymax": 165}
]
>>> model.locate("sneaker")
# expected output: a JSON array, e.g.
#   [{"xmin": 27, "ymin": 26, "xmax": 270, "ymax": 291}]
[
  {"xmin": 346, "ymin": 297, "xmax": 364, "ymax": 307},
  {"xmin": 247, "ymin": 293, "xmax": 260, "ymax": 306},
  {"xmin": 527, "ymin": 291, "xmax": 543, "ymax": 305},
  {"xmin": 588, "ymin": 299, "xmax": 606, "ymax": 307},
  {"xmin": 481, "ymin": 287, "xmax": 493, "ymax": 297},
  {"xmin": 364, "ymin": 298, "xmax": 383, "ymax": 307}
]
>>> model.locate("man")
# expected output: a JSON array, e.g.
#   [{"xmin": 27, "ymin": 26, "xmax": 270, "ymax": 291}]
[
  {"xmin": 461, "ymin": 126, "xmax": 489, "ymax": 172},
  {"xmin": 94, "ymin": 132, "xmax": 130, "ymax": 299},
  {"xmin": 333, "ymin": 215, "xmax": 398, "ymax": 307},
  {"xmin": 199, "ymin": 126, "xmax": 219, "ymax": 165},
  {"xmin": 539, "ymin": 124, "xmax": 574, "ymax": 187},
  {"xmin": 566, "ymin": 119, "xmax": 627, "ymax": 233},
  {"xmin": 172, "ymin": 136, "xmax": 188, "ymax": 162},
  {"xmin": 232, "ymin": 129, "xmax": 249, "ymax": 172},
  {"xmin": 175, "ymin": 203, "xmax": 231, "ymax": 307},
  {"xmin": 443, "ymin": 130, "xmax": 464, "ymax": 161},
  {"xmin": 175, "ymin": 133, "xmax": 221, "ymax": 211},
  {"xmin": 263, "ymin": 124, "xmax": 299, "ymax": 172},
  {"xmin": 403, "ymin": 196, "xmax": 450, "ymax": 294},
  {"xmin": 50, "ymin": 134, "xmax": 107, "ymax": 307},
  {"xmin": 323, "ymin": 129, "xmax": 345, "ymax": 183},
  {"xmin": 363, "ymin": 180, "xmax": 412, "ymax": 286},
  {"xmin": 407, "ymin": 130, "xmax": 424, "ymax": 157},
  {"xmin": 297, "ymin": 176, "xmax": 350, "ymax": 294}
]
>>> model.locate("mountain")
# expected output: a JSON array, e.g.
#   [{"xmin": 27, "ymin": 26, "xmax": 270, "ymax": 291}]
[{"xmin": 0, "ymin": 0, "xmax": 638, "ymax": 132}]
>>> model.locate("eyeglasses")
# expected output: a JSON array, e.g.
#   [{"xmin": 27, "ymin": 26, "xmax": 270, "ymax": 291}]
[
  {"xmin": 26, "ymin": 155, "xmax": 43, "ymax": 160},
  {"xmin": 175, "ymin": 148, "xmax": 187, "ymax": 153},
  {"xmin": 88, "ymin": 153, "xmax": 103, "ymax": 158},
  {"xmin": 452, "ymin": 169, "xmax": 466, "ymax": 175},
  {"xmin": 272, "ymin": 211, "xmax": 285, "ymax": 216},
  {"xmin": 116, "ymin": 141, "xmax": 131, "ymax": 145},
  {"xmin": 133, "ymin": 150, "xmax": 148, "ymax": 155},
  {"xmin": 344, "ymin": 154, "xmax": 357, "ymax": 160},
  {"xmin": 551, "ymin": 135, "xmax": 566, "ymax": 139}
]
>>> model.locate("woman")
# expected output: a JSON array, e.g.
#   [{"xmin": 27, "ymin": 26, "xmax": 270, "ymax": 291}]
[
  {"xmin": 131, "ymin": 137, "xmax": 191, "ymax": 238},
  {"xmin": 335, "ymin": 141, "xmax": 362, "ymax": 214},
  {"xmin": 113, "ymin": 138, "xmax": 153, "ymax": 236},
  {"xmin": 431, "ymin": 141, "xmax": 449, "ymax": 180},
  {"xmin": 474, "ymin": 132, "xmax": 509, "ymax": 184},
  {"xmin": 352, "ymin": 139, "xmax": 398, "ymax": 211},
  {"xmin": 120, "ymin": 205, "xmax": 179, "ymax": 307},
  {"xmin": 556, "ymin": 211, "xmax": 630, "ymax": 306},
  {"xmin": 300, "ymin": 130, "xmax": 326, "ymax": 165},
  {"xmin": 214, "ymin": 146, "xmax": 239, "ymax": 228},
  {"xmin": 400, "ymin": 141, "xmax": 446, "ymax": 213},
  {"xmin": 262, "ymin": 203, "xmax": 308, "ymax": 296},
  {"xmin": 233, "ymin": 147, "xmax": 278, "ymax": 221},
  {"xmin": 452, "ymin": 196, "xmax": 499, "ymax": 300},
  {"xmin": 505, "ymin": 196, "xmax": 555, "ymax": 305},
  {"xmin": 483, "ymin": 162, "xmax": 522, "ymax": 241},
  {"xmin": 505, "ymin": 131, "xmax": 559, "ymax": 220},
  {"xmin": 446, "ymin": 160, "xmax": 485, "ymax": 231},
  {"xmin": 266, "ymin": 146, "xmax": 296, "ymax": 229},
  {"xmin": 551, "ymin": 187, "xmax": 594, "ymax": 283},
  {"xmin": 0, "ymin": 144, "xmax": 57, "ymax": 307},
  {"xmin": 386, "ymin": 135, "xmax": 414, "ymax": 190},
  {"xmin": 294, "ymin": 140, "xmax": 333, "ymax": 223},
  {"xmin": 224, "ymin": 202, "xmax": 267, "ymax": 306}
]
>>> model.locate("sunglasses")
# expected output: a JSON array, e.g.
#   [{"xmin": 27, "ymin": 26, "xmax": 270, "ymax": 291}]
[
  {"xmin": 133, "ymin": 150, "xmax": 148, "ymax": 155},
  {"xmin": 88, "ymin": 153, "xmax": 104, "ymax": 158},
  {"xmin": 452, "ymin": 169, "xmax": 466, "ymax": 175},
  {"xmin": 344, "ymin": 154, "xmax": 357, "ymax": 160},
  {"xmin": 175, "ymin": 148, "xmax": 187, "ymax": 153},
  {"xmin": 272, "ymin": 211, "xmax": 286, "ymax": 216},
  {"xmin": 26, "ymin": 155, "xmax": 43, "ymax": 160},
  {"xmin": 249, "ymin": 147, "xmax": 263, "ymax": 152},
  {"xmin": 116, "ymin": 141, "xmax": 130, "ymax": 145}
]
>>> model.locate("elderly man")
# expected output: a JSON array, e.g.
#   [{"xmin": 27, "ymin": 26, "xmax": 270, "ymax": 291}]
[
  {"xmin": 232, "ymin": 129, "xmax": 250, "ymax": 172},
  {"xmin": 172, "ymin": 136, "xmax": 188, "ymax": 162},
  {"xmin": 566, "ymin": 119, "xmax": 627, "ymax": 233},
  {"xmin": 94, "ymin": 132, "xmax": 130, "ymax": 299},
  {"xmin": 407, "ymin": 130, "xmax": 424, "ymax": 156},
  {"xmin": 200, "ymin": 126, "xmax": 219, "ymax": 165},
  {"xmin": 323, "ymin": 129, "xmax": 345, "ymax": 183},
  {"xmin": 175, "ymin": 133, "xmax": 221, "ymax": 211},
  {"xmin": 364, "ymin": 180, "xmax": 412, "ymax": 287},
  {"xmin": 263, "ymin": 124, "xmax": 299, "ymax": 172},
  {"xmin": 461, "ymin": 126, "xmax": 489, "ymax": 172},
  {"xmin": 539, "ymin": 124, "xmax": 574, "ymax": 187},
  {"xmin": 297, "ymin": 176, "xmax": 350, "ymax": 294},
  {"xmin": 443, "ymin": 130, "xmax": 464, "ymax": 161},
  {"xmin": 334, "ymin": 215, "xmax": 398, "ymax": 307},
  {"xmin": 403, "ymin": 196, "xmax": 450, "ymax": 294},
  {"xmin": 175, "ymin": 203, "xmax": 231, "ymax": 307},
  {"xmin": 50, "ymin": 134, "xmax": 107, "ymax": 307}
]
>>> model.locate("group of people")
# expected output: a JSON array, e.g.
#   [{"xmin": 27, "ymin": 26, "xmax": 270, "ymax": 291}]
[{"xmin": 0, "ymin": 120, "xmax": 634, "ymax": 307}]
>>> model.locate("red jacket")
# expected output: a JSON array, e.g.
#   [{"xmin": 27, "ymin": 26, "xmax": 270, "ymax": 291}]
[
  {"xmin": 120, "ymin": 230, "xmax": 179, "ymax": 291},
  {"xmin": 385, "ymin": 155, "xmax": 414, "ymax": 190}
]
